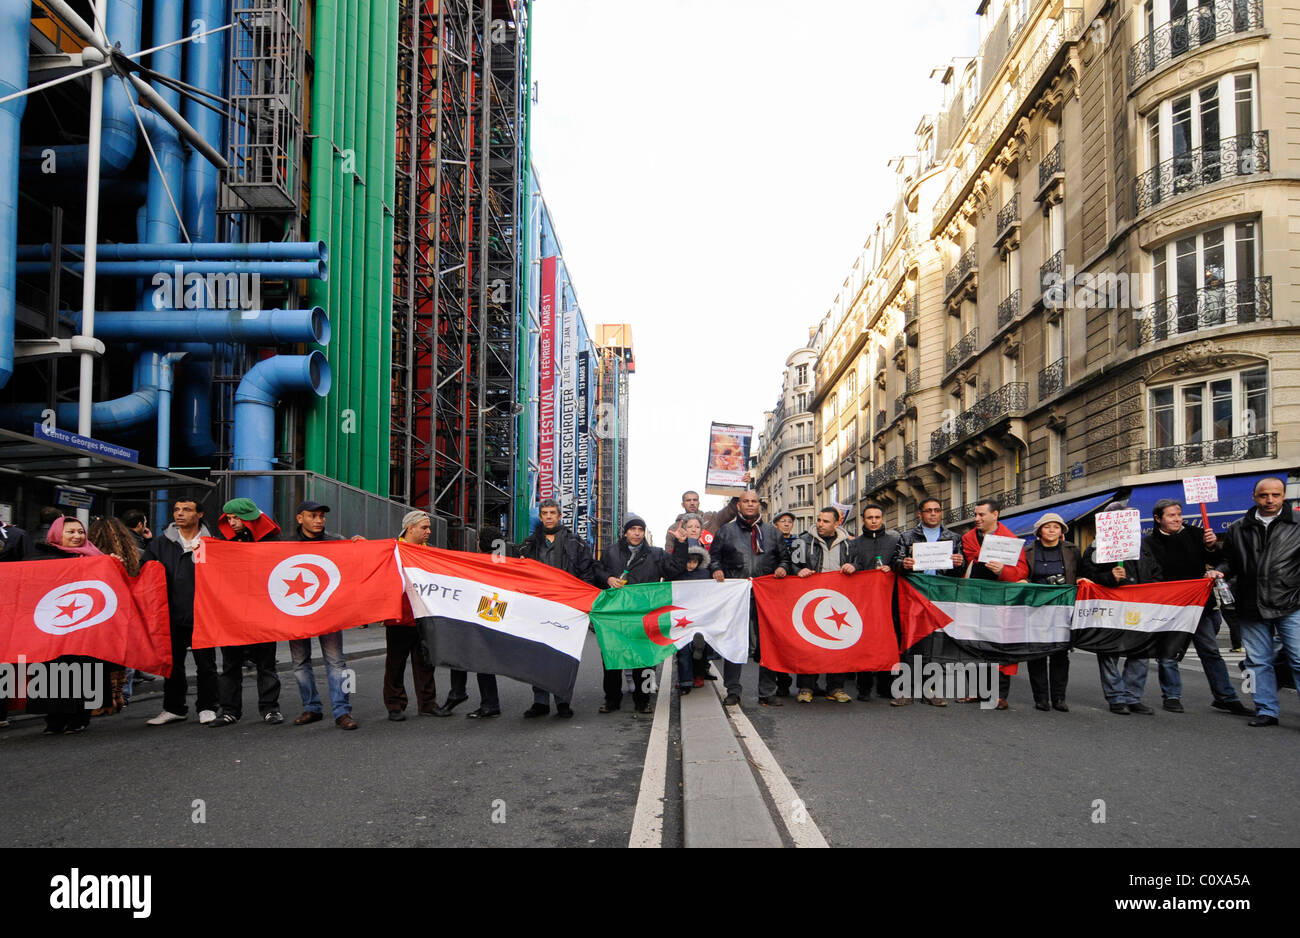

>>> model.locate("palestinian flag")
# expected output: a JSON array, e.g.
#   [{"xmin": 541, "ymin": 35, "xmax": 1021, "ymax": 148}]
[
  {"xmin": 898, "ymin": 574, "xmax": 1074, "ymax": 664},
  {"xmin": 1071, "ymin": 578, "xmax": 1210, "ymax": 657},
  {"xmin": 753, "ymin": 571, "xmax": 899, "ymax": 674},
  {"xmin": 398, "ymin": 542, "xmax": 598, "ymax": 700},
  {"xmin": 590, "ymin": 579, "xmax": 750, "ymax": 669}
]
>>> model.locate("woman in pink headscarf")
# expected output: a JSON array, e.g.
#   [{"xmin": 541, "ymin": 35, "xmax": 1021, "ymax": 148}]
[{"xmin": 28, "ymin": 516, "xmax": 103, "ymax": 733}]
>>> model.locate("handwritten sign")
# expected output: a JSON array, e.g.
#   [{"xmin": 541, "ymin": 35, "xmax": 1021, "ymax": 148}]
[
  {"xmin": 912, "ymin": 541, "xmax": 955, "ymax": 571},
  {"xmin": 978, "ymin": 534, "xmax": 1024, "ymax": 566},
  {"xmin": 1183, "ymin": 476, "xmax": 1219, "ymax": 505},
  {"xmin": 1094, "ymin": 509, "xmax": 1142, "ymax": 564}
]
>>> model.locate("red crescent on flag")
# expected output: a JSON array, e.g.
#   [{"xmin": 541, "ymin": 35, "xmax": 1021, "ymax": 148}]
[
  {"xmin": 800, "ymin": 595, "xmax": 844, "ymax": 642},
  {"xmin": 642, "ymin": 604, "xmax": 686, "ymax": 646},
  {"xmin": 57, "ymin": 587, "xmax": 109, "ymax": 626},
  {"xmin": 290, "ymin": 563, "xmax": 330, "ymax": 606}
]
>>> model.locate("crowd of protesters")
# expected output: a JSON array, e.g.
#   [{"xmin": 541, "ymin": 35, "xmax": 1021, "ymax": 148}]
[{"xmin": 1, "ymin": 476, "xmax": 1297, "ymax": 733}]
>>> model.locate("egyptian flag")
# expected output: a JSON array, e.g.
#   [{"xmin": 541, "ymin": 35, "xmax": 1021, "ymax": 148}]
[
  {"xmin": 590, "ymin": 579, "xmax": 751, "ymax": 669},
  {"xmin": 1071, "ymin": 578, "xmax": 1210, "ymax": 657},
  {"xmin": 193, "ymin": 539, "xmax": 407, "ymax": 646},
  {"xmin": 753, "ymin": 571, "xmax": 899, "ymax": 673},
  {"xmin": 898, "ymin": 573, "xmax": 1074, "ymax": 664},
  {"xmin": 398, "ymin": 542, "xmax": 598, "ymax": 700},
  {"xmin": 0, "ymin": 556, "xmax": 173, "ymax": 675}
]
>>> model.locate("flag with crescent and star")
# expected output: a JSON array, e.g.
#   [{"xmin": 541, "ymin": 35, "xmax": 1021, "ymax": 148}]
[
  {"xmin": 589, "ymin": 579, "xmax": 751, "ymax": 669},
  {"xmin": 753, "ymin": 570, "xmax": 899, "ymax": 673},
  {"xmin": 192, "ymin": 539, "xmax": 407, "ymax": 646},
  {"xmin": 0, "ymin": 556, "xmax": 173, "ymax": 674}
]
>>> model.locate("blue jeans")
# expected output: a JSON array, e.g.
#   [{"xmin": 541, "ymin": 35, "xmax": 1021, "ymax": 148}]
[
  {"xmin": 290, "ymin": 631, "xmax": 351, "ymax": 719},
  {"xmin": 676, "ymin": 648, "xmax": 694, "ymax": 688},
  {"xmin": 1188, "ymin": 608, "xmax": 1239, "ymax": 703},
  {"xmin": 1238, "ymin": 608, "xmax": 1300, "ymax": 719},
  {"xmin": 1096, "ymin": 654, "xmax": 1148, "ymax": 705}
]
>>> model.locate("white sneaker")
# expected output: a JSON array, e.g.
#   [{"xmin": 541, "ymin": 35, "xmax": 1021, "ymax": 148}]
[
  {"xmin": 146, "ymin": 710, "xmax": 187, "ymax": 726},
  {"xmin": 198, "ymin": 709, "xmax": 217, "ymax": 725}
]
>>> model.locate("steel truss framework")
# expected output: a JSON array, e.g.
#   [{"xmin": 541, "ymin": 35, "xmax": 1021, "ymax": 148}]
[{"xmin": 393, "ymin": 0, "xmax": 526, "ymax": 544}]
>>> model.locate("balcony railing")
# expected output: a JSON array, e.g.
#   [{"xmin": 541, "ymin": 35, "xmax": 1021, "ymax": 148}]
[
  {"xmin": 1039, "ymin": 470, "xmax": 1072, "ymax": 499},
  {"xmin": 894, "ymin": 397, "xmax": 905, "ymax": 418},
  {"xmin": 863, "ymin": 457, "xmax": 900, "ymax": 496},
  {"xmin": 905, "ymin": 294, "xmax": 919, "ymax": 328},
  {"xmin": 875, "ymin": 410, "xmax": 887, "ymax": 433},
  {"xmin": 945, "ymin": 327, "xmax": 979, "ymax": 372},
  {"xmin": 893, "ymin": 332, "xmax": 906, "ymax": 357},
  {"xmin": 1038, "ymin": 140, "xmax": 1063, "ymax": 191},
  {"xmin": 944, "ymin": 502, "xmax": 976, "ymax": 526},
  {"xmin": 903, "ymin": 441, "xmax": 918, "ymax": 467},
  {"xmin": 929, "ymin": 382, "xmax": 1029, "ymax": 458},
  {"xmin": 790, "ymin": 498, "xmax": 814, "ymax": 509},
  {"xmin": 997, "ymin": 290, "xmax": 1021, "ymax": 329},
  {"xmin": 1040, "ymin": 250, "xmax": 1064, "ymax": 299},
  {"xmin": 945, "ymin": 245, "xmax": 978, "ymax": 298},
  {"xmin": 1038, "ymin": 357, "xmax": 1065, "ymax": 399},
  {"xmin": 1128, "ymin": 0, "xmax": 1264, "ymax": 86},
  {"xmin": 1135, "ymin": 131, "xmax": 1270, "ymax": 214},
  {"xmin": 1137, "ymin": 277, "xmax": 1272, "ymax": 345},
  {"xmin": 1140, "ymin": 431, "xmax": 1276, "ymax": 473},
  {"xmin": 789, "ymin": 468, "xmax": 815, "ymax": 479},
  {"xmin": 996, "ymin": 194, "xmax": 1020, "ymax": 237},
  {"xmin": 906, "ymin": 368, "xmax": 920, "ymax": 395}
]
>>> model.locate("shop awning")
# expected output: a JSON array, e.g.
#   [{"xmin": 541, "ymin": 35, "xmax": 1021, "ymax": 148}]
[
  {"xmin": 1001, "ymin": 490, "xmax": 1119, "ymax": 537},
  {"xmin": 1119, "ymin": 472, "xmax": 1283, "ymax": 531}
]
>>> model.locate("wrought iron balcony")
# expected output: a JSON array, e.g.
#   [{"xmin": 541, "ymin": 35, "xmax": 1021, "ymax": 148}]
[
  {"xmin": 1039, "ymin": 470, "xmax": 1072, "ymax": 499},
  {"xmin": 894, "ymin": 397, "xmax": 905, "ymax": 418},
  {"xmin": 875, "ymin": 410, "xmax": 887, "ymax": 433},
  {"xmin": 944, "ymin": 245, "xmax": 978, "ymax": 299},
  {"xmin": 1137, "ymin": 277, "xmax": 1272, "ymax": 345},
  {"xmin": 1040, "ymin": 250, "xmax": 1064, "ymax": 300},
  {"xmin": 1140, "ymin": 431, "xmax": 1276, "ymax": 473},
  {"xmin": 905, "ymin": 293, "xmax": 919, "ymax": 328},
  {"xmin": 1128, "ymin": 0, "xmax": 1264, "ymax": 87},
  {"xmin": 1038, "ymin": 357, "xmax": 1065, "ymax": 399},
  {"xmin": 893, "ymin": 332, "xmax": 906, "ymax": 358},
  {"xmin": 945, "ymin": 327, "xmax": 979, "ymax": 373},
  {"xmin": 944, "ymin": 503, "xmax": 976, "ymax": 526},
  {"xmin": 1135, "ymin": 131, "xmax": 1270, "ymax": 214},
  {"xmin": 903, "ymin": 441, "xmax": 918, "ymax": 467},
  {"xmin": 929, "ymin": 381, "xmax": 1029, "ymax": 458},
  {"xmin": 906, "ymin": 368, "xmax": 920, "ymax": 396},
  {"xmin": 789, "ymin": 467, "xmax": 814, "ymax": 479},
  {"xmin": 1038, "ymin": 140, "xmax": 1063, "ymax": 191},
  {"xmin": 997, "ymin": 290, "xmax": 1021, "ymax": 329},
  {"xmin": 863, "ymin": 457, "xmax": 900, "ymax": 496},
  {"xmin": 790, "ymin": 498, "xmax": 814, "ymax": 509},
  {"xmin": 998, "ymin": 488, "xmax": 1024, "ymax": 511},
  {"xmin": 995, "ymin": 194, "xmax": 1020, "ymax": 241}
]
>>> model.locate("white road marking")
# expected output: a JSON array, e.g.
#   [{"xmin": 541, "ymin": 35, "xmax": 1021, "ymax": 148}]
[
  {"xmin": 707, "ymin": 664, "xmax": 829, "ymax": 848},
  {"xmin": 628, "ymin": 663, "xmax": 671, "ymax": 848}
]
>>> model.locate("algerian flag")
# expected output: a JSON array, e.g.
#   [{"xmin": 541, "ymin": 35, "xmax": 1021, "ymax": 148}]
[
  {"xmin": 899, "ymin": 574, "xmax": 1074, "ymax": 663},
  {"xmin": 590, "ymin": 579, "xmax": 751, "ymax": 669}
]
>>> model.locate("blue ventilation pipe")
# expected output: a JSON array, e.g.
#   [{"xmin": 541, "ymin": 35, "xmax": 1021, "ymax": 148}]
[
  {"xmin": 76, "ymin": 308, "xmax": 331, "ymax": 345},
  {"xmin": 20, "ymin": 241, "xmax": 329, "ymax": 262},
  {"xmin": 17, "ymin": 260, "xmax": 329, "ymax": 279},
  {"xmin": 0, "ymin": 0, "xmax": 31, "ymax": 390},
  {"xmin": 232, "ymin": 352, "xmax": 332, "ymax": 510},
  {"xmin": 0, "ymin": 351, "xmax": 161, "ymax": 432},
  {"xmin": 184, "ymin": 0, "xmax": 228, "ymax": 244}
]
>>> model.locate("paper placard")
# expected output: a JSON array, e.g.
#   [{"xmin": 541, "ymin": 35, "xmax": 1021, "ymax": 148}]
[
  {"xmin": 912, "ymin": 541, "xmax": 955, "ymax": 571},
  {"xmin": 977, "ymin": 533, "xmax": 1024, "ymax": 566},
  {"xmin": 1183, "ymin": 476, "xmax": 1219, "ymax": 504},
  {"xmin": 1094, "ymin": 509, "xmax": 1142, "ymax": 564}
]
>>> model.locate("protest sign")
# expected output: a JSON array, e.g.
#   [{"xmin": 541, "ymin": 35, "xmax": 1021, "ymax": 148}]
[{"xmin": 1094, "ymin": 509, "xmax": 1142, "ymax": 564}]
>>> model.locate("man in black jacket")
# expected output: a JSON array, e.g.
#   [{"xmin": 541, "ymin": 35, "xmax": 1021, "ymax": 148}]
[
  {"xmin": 1140, "ymin": 498, "xmax": 1251, "ymax": 717},
  {"xmin": 517, "ymin": 498, "xmax": 601, "ymax": 718},
  {"xmin": 286, "ymin": 500, "xmax": 360, "ymax": 730},
  {"xmin": 146, "ymin": 498, "xmax": 219, "ymax": 725},
  {"xmin": 846, "ymin": 503, "xmax": 901, "ymax": 701},
  {"xmin": 1213, "ymin": 478, "xmax": 1300, "ymax": 727},
  {"xmin": 708, "ymin": 490, "xmax": 792, "ymax": 707},
  {"xmin": 209, "ymin": 498, "xmax": 284, "ymax": 727},
  {"xmin": 597, "ymin": 513, "xmax": 689, "ymax": 713},
  {"xmin": 791, "ymin": 507, "xmax": 856, "ymax": 703}
]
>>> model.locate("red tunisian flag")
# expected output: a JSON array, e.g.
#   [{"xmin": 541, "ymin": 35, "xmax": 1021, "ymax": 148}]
[
  {"xmin": 193, "ymin": 539, "xmax": 406, "ymax": 647},
  {"xmin": 753, "ymin": 570, "xmax": 899, "ymax": 673},
  {"xmin": 0, "ymin": 557, "xmax": 173, "ymax": 675}
]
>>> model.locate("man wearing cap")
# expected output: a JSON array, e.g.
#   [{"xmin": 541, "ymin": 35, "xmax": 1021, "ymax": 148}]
[
  {"xmin": 384, "ymin": 511, "xmax": 440, "ymax": 720},
  {"xmin": 1023, "ymin": 513, "xmax": 1079, "ymax": 712},
  {"xmin": 287, "ymin": 500, "xmax": 361, "ymax": 730},
  {"xmin": 597, "ymin": 514, "xmax": 690, "ymax": 713},
  {"xmin": 210, "ymin": 498, "xmax": 284, "ymax": 727}
]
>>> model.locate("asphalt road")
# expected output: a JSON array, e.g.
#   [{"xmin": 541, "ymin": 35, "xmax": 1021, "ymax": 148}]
[
  {"xmin": 0, "ymin": 633, "xmax": 656, "ymax": 848},
  {"xmin": 741, "ymin": 652, "xmax": 1300, "ymax": 847}
]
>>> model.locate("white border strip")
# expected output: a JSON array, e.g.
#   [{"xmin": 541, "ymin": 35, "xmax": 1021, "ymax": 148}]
[
  {"xmin": 628, "ymin": 663, "xmax": 671, "ymax": 848},
  {"xmin": 708, "ymin": 665, "xmax": 830, "ymax": 848}
]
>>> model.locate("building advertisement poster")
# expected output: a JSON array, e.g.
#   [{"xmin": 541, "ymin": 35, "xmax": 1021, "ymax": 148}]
[
  {"xmin": 575, "ymin": 350, "xmax": 591, "ymax": 540},
  {"xmin": 538, "ymin": 256, "xmax": 557, "ymax": 499},
  {"xmin": 559, "ymin": 302, "xmax": 578, "ymax": 528},
  {"xmin": 704, "ymin": 422, "xmax": 753, "ymax": 496}
]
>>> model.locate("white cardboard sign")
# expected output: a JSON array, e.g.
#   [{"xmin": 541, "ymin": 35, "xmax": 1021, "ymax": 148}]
[
  {"xmin": 912, "ymin": 541, "xmax": 955, "ymax": 571},
  {"xmin": 1183, "ymin": 476, "xmax": 1219, "ymax": 505},
  {"xmin": 1094, "ymin": 509, "xmax": 1142, "ymax": 564},
  {"xmin": 978, "ymin": 533, "xmax": 1024, "ymax": 566}
]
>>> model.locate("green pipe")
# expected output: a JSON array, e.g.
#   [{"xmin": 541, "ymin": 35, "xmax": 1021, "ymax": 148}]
[
  {"xmin": 379, "ymin": 0, "xmax": 398, "ymax": 498},
  {"xmin": 515, "ymin": 0, "xmax": 535, "ymax": 538},
  {"xmin": 305, "ymin": 0, "xmax": 337, "ymax": 474}
]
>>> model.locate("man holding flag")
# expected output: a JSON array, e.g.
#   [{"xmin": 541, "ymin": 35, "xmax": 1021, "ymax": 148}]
[
  {"xmin": 958, "ymin": 497, "xmax": 1028, "ymax": 709},
  {"xmin": 791, "ymin": 507, "xmax": 856, "ymax": 703}
]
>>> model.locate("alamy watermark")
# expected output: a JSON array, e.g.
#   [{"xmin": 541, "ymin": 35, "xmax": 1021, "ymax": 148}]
[
  {"xmin": 890, "ymin": 655, "xmax": 999, "ymax": 710},
  {"xmin": 0, "ymin": 657, "xmax": 105, "ymax": 710},
  {"xmin": 1042, "ymin": 266, "xmax": 1144, "ymax": 313}
]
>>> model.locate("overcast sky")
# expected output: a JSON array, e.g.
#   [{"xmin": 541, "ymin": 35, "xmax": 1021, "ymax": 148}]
[{"xmin": 531, "ymin": 0, "xmax": 979, "ymax": 540}]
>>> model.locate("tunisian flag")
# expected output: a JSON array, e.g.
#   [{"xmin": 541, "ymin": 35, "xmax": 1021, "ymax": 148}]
[
  {"xmin": 0, "ymin": 556, "xmax": 173, "ymax": 675},
  {"xmin": 193, "ymin": 539, "xmax": 407, "ymax": 646},
  {"xmin": 753, "ymin": 570, "xmax": 899, "ymax": 673}
]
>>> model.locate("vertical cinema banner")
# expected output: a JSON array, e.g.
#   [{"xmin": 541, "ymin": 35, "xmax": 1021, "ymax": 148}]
[
  {"xmin": 560, "ymin": 302, "xmax": 578, "ymax": 529},
  {"xmin": 538, "ymin": 256, "xmax": 557, "ymax": 499},
  {"xmin": 575, "ymin": 350, "xmax": 591, "ymax": 540}
]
